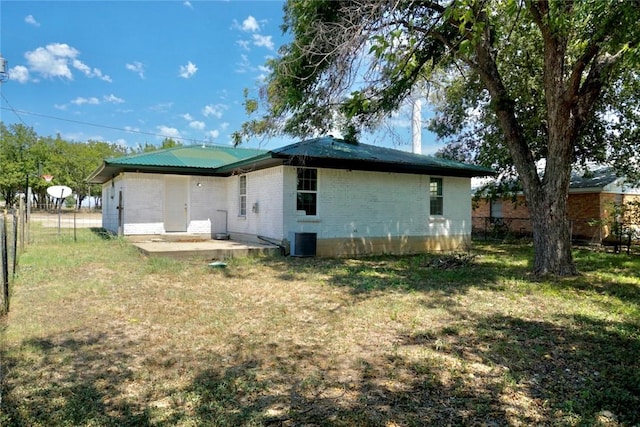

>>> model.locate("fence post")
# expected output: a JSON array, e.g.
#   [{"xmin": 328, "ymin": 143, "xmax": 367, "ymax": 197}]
[
  {"xmin": 19, "ymin": 196, "xmax": 25, "ymax": 252},
  {"xmin": 12, "ymin": 212, "xmax": 18, "ymax": 280},
  {"xmin": 1, "ymin": 213, "xmax": 9, "ymax": 314}
]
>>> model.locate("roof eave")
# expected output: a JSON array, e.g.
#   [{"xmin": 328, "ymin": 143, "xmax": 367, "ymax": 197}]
[
  {"xmin": 87, "ymin": 163, "xmax": 240, "ymax": 184},
  {"xmin": 86, "ymin": 162, "xmax": 108, "ymax": 184},
  {"xmin": 272, "ymin": 154, "xmax": 495, "ymax": 177}
]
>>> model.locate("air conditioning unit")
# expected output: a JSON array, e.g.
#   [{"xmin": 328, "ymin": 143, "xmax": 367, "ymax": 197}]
[{"xmin": 289, "ymin": 232, "xmax": 317, "ymax": 257}]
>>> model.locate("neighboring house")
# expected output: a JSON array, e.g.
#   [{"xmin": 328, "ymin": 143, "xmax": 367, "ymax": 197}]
[
  {"xmin": 472, "ymin": 167, "xmax": 640, "ymax": 242},
  {"xmin": 88, "ymin": 136, "xmax": 494, "ymax": 256}
]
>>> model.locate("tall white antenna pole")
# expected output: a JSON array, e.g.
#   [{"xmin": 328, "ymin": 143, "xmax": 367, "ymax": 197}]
[
  {"xmin": 0, "ymin": 53, "xmax": 8, "ymax": 82},
  {"xmin": 411, "ymin": 96, "xmax": 422, "ymax": 154}
]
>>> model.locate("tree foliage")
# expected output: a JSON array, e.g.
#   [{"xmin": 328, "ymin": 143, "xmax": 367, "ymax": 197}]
[
  {"xmin": 238, "ymin": 0, "xmax": 640, "ymax": 276},
  {"xmin": 133, "ymin": 137, "xmax": 182, "ymax": 153},
  {"xmin": 430, "ymin": 1, "xmax": 640, "ymax": 182},
  {"xmin": 0, "ymin": 122, "xmax": 128, "ymax": 208}
]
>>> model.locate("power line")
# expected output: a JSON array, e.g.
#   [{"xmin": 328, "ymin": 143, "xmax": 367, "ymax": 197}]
[
  {"xmin": 0, "ymin": 105, "xmax": 215, "ymax": 144},
  {"xmin": 0, "ymin": 93, "xmax": 30, "ymax": 127}
]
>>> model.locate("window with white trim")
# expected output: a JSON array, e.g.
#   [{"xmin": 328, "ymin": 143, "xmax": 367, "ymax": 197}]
[
  {"xmin": 430, "ymin": 177, "xmax": 443, "ymax": 215},
  {"xmin": 239, "ymin": 175, "xmax": 247, "ymax": 216},
  {"xmin": 296, "ymin": 168, "xmax": 317, "ymax": 215}
]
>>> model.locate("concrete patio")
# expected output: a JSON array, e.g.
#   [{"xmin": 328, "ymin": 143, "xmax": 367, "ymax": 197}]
[{"xmin": 126, "ymin": 234, "xmax": 281, "ymax": 260}]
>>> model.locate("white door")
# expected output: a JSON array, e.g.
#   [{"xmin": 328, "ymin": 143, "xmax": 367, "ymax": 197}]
[{"xmin": 164, "ymin": 176, "xmax": 189, "ymax": 232}]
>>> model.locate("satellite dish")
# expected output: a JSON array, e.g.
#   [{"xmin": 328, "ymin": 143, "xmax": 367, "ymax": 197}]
[{"xmin": 47, "ymin": 185, "xmax": 73, "ymax": 199}]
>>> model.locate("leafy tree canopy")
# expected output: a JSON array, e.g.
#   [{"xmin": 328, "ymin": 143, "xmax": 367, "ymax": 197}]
[
  {"xmin": 0, "ymin": 122, "xmax": 127, "ymax": 207},
  {"xmin": 132, "ymin": 138, "xmax": 182, "ymax": 153}
]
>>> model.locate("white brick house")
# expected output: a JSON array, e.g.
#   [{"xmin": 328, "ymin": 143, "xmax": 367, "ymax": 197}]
[{"xmin": 88, "ymin": 137, "xmax": 494, "ymax": 256}]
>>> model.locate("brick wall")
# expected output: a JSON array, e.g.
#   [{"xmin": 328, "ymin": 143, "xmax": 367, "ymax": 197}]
[
  {"xmin": 100, "ymin": 167, "xmax": 475, "ymax": 256},
  {"xmin": 226, "ymin": 166, "xmax": 285, "ymax": 241},
  {"xmin": 472, "ymin": 196, "xmax": 531, "ymax": 236},
  {"xmin": 283, "ymin": 167, "xmax": 471, "ymax": 239},
  {"xmin": 472, "ymin": 191, "xmax": 616, "ymax": 241},
  {"xmin": 281, "ymin": 167, "xmax": 472, "ymax": 255},
  {"xmin": 568, "ymin": 193, "xmax": 603, "ymax": 240}
]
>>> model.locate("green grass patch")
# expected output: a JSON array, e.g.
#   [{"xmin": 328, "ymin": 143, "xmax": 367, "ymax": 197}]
[{"xmin": 1, "ymin": 234, "xmax": 639, "ymax": 426}]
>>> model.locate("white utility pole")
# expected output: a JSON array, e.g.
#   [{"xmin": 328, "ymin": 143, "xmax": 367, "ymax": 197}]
[{"xmin": 411, "ymin": 96, "xmax": 422, "ymax": 154}]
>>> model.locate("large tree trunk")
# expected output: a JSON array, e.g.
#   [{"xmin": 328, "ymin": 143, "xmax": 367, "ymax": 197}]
[
  {"xmin": 527, "ymin": 185, "xmax": 577, "ymax": 276},
  {"xmin": 469, "ymin": 3, "xmax": 584, "ymax": 276},
  {"xmin": 517, "ymin": 112, "xmax": 578, "ymax": 276}
]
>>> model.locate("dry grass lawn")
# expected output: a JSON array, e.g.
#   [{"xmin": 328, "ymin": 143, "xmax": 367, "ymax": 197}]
[{"xmin": 1, "ymin": 229, "xmax": 639, "ymax": 426}]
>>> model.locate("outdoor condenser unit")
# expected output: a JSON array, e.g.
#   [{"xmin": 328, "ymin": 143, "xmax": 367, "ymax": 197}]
[{"xmin": 289, "ymin": 232, "xmax": 317, "ymax": 257}]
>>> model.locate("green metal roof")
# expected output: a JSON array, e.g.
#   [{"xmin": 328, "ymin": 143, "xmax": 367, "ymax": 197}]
[
  {"xmin": 270, "ymin": 137, "xmax": 495, "ymax": 176},
  {"xmin": 88, "ymin": 145, "xmax": 267, "ymax": 183},
  {"xmin": 88, "ymin": 138, "xmax": 494, "ymax": 184},
  {"xmin": 106, "ymin": 145, "xmax": 266, "ymax": 168}
]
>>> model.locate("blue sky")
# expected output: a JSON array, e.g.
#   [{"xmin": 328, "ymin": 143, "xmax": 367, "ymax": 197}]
[{"xmin": 1, "ymin": 1, "xmax": 438, "ymax": 153}]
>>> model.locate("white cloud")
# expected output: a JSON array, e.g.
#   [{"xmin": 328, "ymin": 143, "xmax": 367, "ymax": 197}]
[
  {"xmin": 43, "ymin": 43, "xmax": 71, "ymax": 56},
  {"xmin": 220, "ymin": 122, "xmax": 230, "ymax": 131},
  {"xmin": 54, "ymin": 104, "xmax": 68, "ymax": 110},
  {"xmin": 149, "ymin": 102, "xmax": 173, "ymax": 112},
  {"xmin": 189, "ymin": 121, "xmax": 205, "ymax": 130},
  {"xmin": 235, "ymin": 56, "xmax": 270, "ymax": 81},
  {"xmin": 242, "ymin": 16, "xmax": 260, "ymax": 32},
  {"xmin": 95, "ymin": 69, "xmax": 111, "ymax": 82},
  {"xmin": 8, "ymin": 65, "xmax": 30, "ymax": 83},
  {"xmin": 25, "ymin": 15, "xmax": 40, "ymax": 27},
  {"xmin": 236, "ymin": 40, "xmax": 250, "ymax": 51},
  {"xmin": 181, "ymin": 113, "xmax": 193, "ymax": 121},
  {"xmin": 126, "ymin": 61, "xmax": 145, "ymax": 79},
  {"xmin": 104, "ymin": 94, "xmax": 124, "ymax": 104},
  {"xmin": 73, "ymin": 59, "xmax": 112, "ymax": 82},
  {"xmin": 202, "ymin": 103, "xmax": 227, "ymax": 119},
  {"xmin": 253, "ymin": 34, "xmax": 274, "ymax": 50},
  {"xmin": 23, "ymin": 43, "xmax": 111, "ymax": 81},
  {"xmin": 236, "ymin": 54, "xmax": 250, "ymax": 73},
  {"xmin": 157, "ymin": 125, "xmax": 181, "ymax": 138},
  {"xmin": 207, "ymin": 130, "xmax": 220, "ymax": 139},
  {"xmin": 257, "ymin": 64, "xmax": 271, "ymax": 82},
  {"xmin": 62, "ymin": 131, "xmax": 89, "ymax": 142},
  {"xmin": 124, "ymin": 126, "xmax": 140, "ymax": 133},
  {"xmin": 25, "ymin": 43, "xmax": 77, "ymax": 79},
  {"xmin": 179, "ymin": 61, "xmax": 198, "ymax": 79},
  {"xmin": 71, "ymin": 59, "xmax": 90, "ymax": 75},
  {"xmin": 71, "ymin": 96, "xmax": 100, "ymax": 105},
  {"xmin": 183, "ymin": 1, "xmax": 193, "ymax": 9}
]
